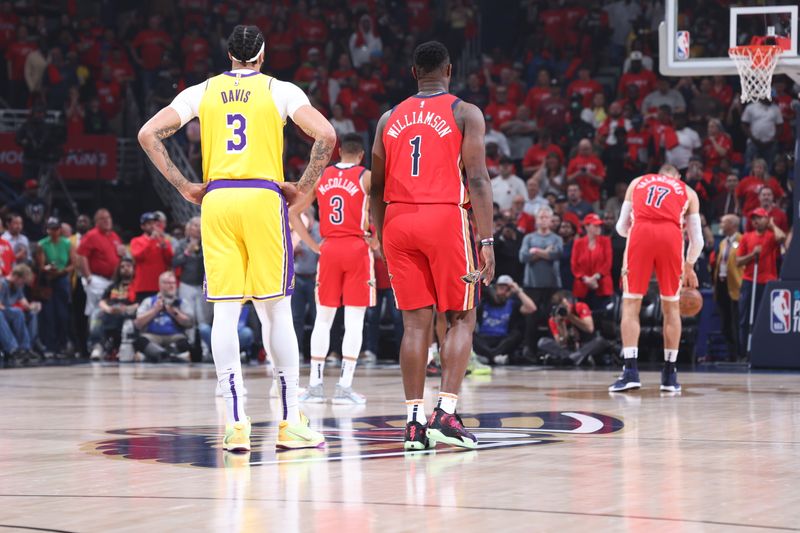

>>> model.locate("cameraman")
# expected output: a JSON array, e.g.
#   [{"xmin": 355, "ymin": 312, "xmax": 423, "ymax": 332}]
[
  {"xmin": 133, "ymin": 271, "xmax": 194, "ymax": 362},
  {"xmin": 537, "ymin": 290, "xmax": 610, "ymax": 366},
  {"xmin": 474, "ymin": 275, "xmax": 536, "ymax": 364},
  {"xmin": 15, "ymin": 103, "xmax": 65, "ymax": 182}
]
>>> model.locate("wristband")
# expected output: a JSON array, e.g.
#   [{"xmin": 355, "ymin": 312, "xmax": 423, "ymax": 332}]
[{"xmin": 480, "ymin": 238, "xmax": 494, "ymax": 247}]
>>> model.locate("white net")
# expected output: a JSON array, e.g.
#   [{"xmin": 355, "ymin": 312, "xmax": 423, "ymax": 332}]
[{"xmin": 728, "ymin": 45, "xmax": 782, "ymax": 103}]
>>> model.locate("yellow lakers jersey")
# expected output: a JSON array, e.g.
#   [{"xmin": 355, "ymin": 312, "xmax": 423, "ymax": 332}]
[{"xmin": 198, "ymin": 72, "xmax": 285, "ymax": 182}]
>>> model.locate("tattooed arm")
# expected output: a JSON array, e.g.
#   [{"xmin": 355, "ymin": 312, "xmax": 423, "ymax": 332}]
[
  {"xmin": 138, "ymin": 107, "xmax": 206, "ymax": 205},
  {"xmin": 289, "ymin": 105, "xmax": 336, "ymax": 195}
]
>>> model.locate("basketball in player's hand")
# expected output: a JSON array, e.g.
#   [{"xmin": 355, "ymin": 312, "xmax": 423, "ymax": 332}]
[{"xmin": 679, "ymin": 288, "xmax": 703, "ymax": 317}]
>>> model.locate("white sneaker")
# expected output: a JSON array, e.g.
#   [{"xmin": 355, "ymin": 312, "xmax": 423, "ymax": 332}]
[
  {"xmin": 331, "ymin": 384, "xmax": 366, "ymax": 405},
  {"xmin": 361, "ymin": 350, "xmax": 377, "ymax": 367},
  {"xmin": 299, "ymin": 384, "xmax": 325, "ymax": 403},
  {"xmin": 90, "ymin": 344, "xmax": 103, "ymax": 361},
  {"xmin": 325, "ymin": 352, "xmax": 341, "ymax": 367}
]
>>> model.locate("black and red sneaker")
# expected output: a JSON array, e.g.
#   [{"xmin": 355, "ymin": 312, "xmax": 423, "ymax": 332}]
[
  {"xmin": 426, "ymin": 408, "xmax": 478, "ymax": 449},
  {"xmin": 426, "ymin": 360, "xmax": 441, "ymax": 377},
  {"xmin": 403, "ymin": 421, "xmax": 432, "ymax": 451}
]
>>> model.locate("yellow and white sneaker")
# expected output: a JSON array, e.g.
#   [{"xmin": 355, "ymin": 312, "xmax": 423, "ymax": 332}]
[
  {"xmin": 276, "ymin": 413, "xmax": 326, "ymax": 450},
  {"xmin": 223, "ymin": 417, "xmax": 251, "ymax": 452}
]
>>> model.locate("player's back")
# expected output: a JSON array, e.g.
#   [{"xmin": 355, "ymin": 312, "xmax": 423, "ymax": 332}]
[
  {"xmin": 198, "ymin": 71, "xmax": 285, "ymax": 183},
  {"xmin": 316, "ymin": 163, "xmax": 368, "ymax": 239},
  {"xmin": 382, "ymin": 92, "xmax": 465, "ymax": 205},
  {"xmin": 631, "ymin": 173, "xmax": 689, "ymax": 229}
]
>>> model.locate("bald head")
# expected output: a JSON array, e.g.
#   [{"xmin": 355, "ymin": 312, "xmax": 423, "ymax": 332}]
[{"xmin": 721, "ymin": 214, "xmax": 740, "ymax": 236}]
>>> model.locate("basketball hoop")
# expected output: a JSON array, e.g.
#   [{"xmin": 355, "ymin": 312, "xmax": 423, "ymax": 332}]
[{"xmin": 728, "ymin": 45, "xmax": 783, "ymax": 103}]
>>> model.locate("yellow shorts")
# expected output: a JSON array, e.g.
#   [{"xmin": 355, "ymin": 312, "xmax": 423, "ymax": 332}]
[{"xmin": 201, "ymin": 179, "xmax": 294, "ymax": 302}]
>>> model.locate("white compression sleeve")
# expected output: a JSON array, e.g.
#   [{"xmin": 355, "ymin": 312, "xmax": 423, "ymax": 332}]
[
  {"xmin": 310, "ymin": 305, "xmax": 337, "ymax": 358},
  {"xmin": 211, "ymin": 301, "xmax": 246, "ymax": 424},
  {"xmin": 342, "ymin": 306, "xmax": 367, "ymax": 358},
  {"xmin": 685, "ymin": 213, "xmax": 704, "ymax": 264},
  {"xmin": 615, "ymin": 201, "xmax": 633, "ymax": 237}
]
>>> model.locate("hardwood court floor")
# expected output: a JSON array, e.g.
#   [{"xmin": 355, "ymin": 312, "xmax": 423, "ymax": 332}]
[{"xmin": 0, "ymin": 363, "xmax": 798, "ymax": 532}]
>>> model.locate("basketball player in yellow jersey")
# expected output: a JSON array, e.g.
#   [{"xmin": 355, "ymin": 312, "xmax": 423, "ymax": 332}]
[{"xmin": 138, "ymin": 25, "xmax": 336, "ymax": 453}]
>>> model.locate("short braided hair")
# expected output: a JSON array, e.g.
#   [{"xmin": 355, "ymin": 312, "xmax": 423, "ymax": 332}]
[
  {"xmin": 413, "ymin": 41, "xmax": 450, "ymax": 75},
  {"xmin": 227, "ymin": 25, "xmax": 264, "ymax": 64}
]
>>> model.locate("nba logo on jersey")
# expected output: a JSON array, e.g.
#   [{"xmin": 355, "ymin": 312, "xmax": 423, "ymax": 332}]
[
  {"xmin": 676, "ymin": 31, "xmax": 690, "ymax": 60},
  {"xmin": 770, "ymin": 289, "xmax": 791, "ymax": 334}
]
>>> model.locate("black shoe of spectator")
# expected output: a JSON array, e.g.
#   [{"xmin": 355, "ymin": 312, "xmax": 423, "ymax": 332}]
[{"xmin": 426, "ymin": 360, "xmax": 441, "ymax": 377}]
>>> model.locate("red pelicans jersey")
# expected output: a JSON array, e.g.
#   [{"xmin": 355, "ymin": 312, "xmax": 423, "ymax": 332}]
[
  {"xmin": 316, "ymin": 163, "xmax": 368, "ymax": 239},
  {"xmin": 383, "ymin": 92, "xmax": 466, "ymax": 205},
  {"xmin": 631, "ymin": 173, "xmax": 689, "ymax": 227}
]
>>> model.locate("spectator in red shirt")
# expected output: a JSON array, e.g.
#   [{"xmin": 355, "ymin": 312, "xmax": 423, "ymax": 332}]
[
  {"xmin": 294, "ymin": 48, "xmax": 323, "ymax": 89},
  {"xmin": 736, "ymin": 208, "xmax": 786, "ymax": 353},
  {"xmin": 77, "ymin": 209, "xmax": 124, "ymax": 318},
  {"xmin": 331, "ymin": 52, "xmax": 356, "ymax": 83},
  {"xmin": 571, "ymin": 213, "xmax": 613, "ymax": 310},
  {"xmin": 485, "ymin": 85, "xmax": 517, "ymax": 129},
  {"xmin": 268, "ymin": 18, "xmax": 297, "ymax": 78},
  {"xmin": 0, "ymin": 218, "xmax": 15, "ymax": 277},
  {"xmin": 299, "ymin": 4, "xmax": 328, "ymax": 57},
  {"xmin": 180, "ymin": 26, "xmax": 209, "ymax": 73},
  {"xmin": 524, "ymin": 68, "xmax": 552, "ymax": 115},
  {"xmin": 537, "ymin": 79, "xmax": 569, "ymax": 137},
  {"xmin": 596, "ymin": 101, "xmax": 632, "ymax": 148},
  {"xmin": 95, "ymin": 65, "xmax": 122, "ymax": 124},
  {"xmin": 108, "ymin": 48, "xmax": 135, "ymax": 84},
  {"xmin": 617, "ymin": 51, "xmax": 656, "ymax": 98},
  {"xmin": 130, "ymin": 16, "xmax": 171, "ymax": 72},
  {"xmin": 566, "ymin": 139, "xmax": 606, "ymax": 204},
  {"xmin": 703, "ymin": 118, "xmax": 732, "ymax": 170},
  {"xmin": 710, "ymin": 75, "xmax": 733, "ymax": 109},
  {"xmin": 130, "ymin": 212, "xmax": 174, "ymax": 302},
  {"xmin": 5, "ymin": 26, "xmax": 36, "ymax": 107},
  {"xmin": 522, "ymin": 130, "xmax": 564, "ymax": 178},
  {"xmin": 745, "ymin": 187, "xmax": 789, "ymax": 233},
  {"xmin": 736, "ymin": 158, "xmax": 785, "ymax": 216},
  {"xmin": 567, "ymin": 66, "xmax": 602, "ymax": 107}
]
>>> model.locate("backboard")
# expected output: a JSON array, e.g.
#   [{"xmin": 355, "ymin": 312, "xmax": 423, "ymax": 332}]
[{"xmin": 659, "ymin": 0, "xmax": 800, "ymax": 85}]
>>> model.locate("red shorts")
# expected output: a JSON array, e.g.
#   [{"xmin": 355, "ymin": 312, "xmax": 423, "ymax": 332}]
[
  {"xmin": 316, "ymin": 236, "xmax": 376, "ymax": 307},
  {"xmin": 383, "ymin": 203, "xmax": 480, "ymax": 312},
  {"xmin": 622, "ymin": 221, "xmax": 683, "ymax": 301}
]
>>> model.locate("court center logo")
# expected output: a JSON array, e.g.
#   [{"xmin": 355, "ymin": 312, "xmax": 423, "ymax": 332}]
[
  {"xmin": 770, "ymin": 289, "xmax": 800, "ymax": 334},
  {"xmin": 84, "ymin": 411, "xmax": 624, "ymax": 468}
]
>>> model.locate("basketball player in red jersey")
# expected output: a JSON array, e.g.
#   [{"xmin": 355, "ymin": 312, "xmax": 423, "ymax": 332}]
[
  {"xmin": 370, "ymin": 41, "xmax": 495, "ymax": 450},
  {"xmin": 610, "ymin": 164, "xmax": 703, "ymax": 393},
  {"xmin": 290, "ymin": 133, "xmax": 376, "ymax": 405}
]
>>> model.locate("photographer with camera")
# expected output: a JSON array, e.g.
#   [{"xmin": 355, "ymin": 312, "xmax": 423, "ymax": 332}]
[
  {"xmin": 133, "ymin": 271, "xmax": 194, "ymax": 362},
  {"xmin": 474, "ymin": 275, "xmax": 536, "ymax": 364},
  {"xmin": 537, "ymin": 290, "xmax": 610, "ymax": 366}
]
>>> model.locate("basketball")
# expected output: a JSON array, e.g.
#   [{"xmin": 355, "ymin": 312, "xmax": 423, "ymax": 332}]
[{"xmin": 679, "ymin": 288, "xmax": 704, "ymax": 317}]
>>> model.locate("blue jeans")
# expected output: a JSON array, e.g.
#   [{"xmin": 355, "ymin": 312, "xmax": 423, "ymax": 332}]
[
  {"xmin": 41, "ymin": 275, "xmax": 71, "ymax": 351},
  {"xmin": 291, "ymin": 274, "xmax": 317, "ymax": 354},
  {"xmin": 1, "ymin": 308, "xmax": 32, "ymax": 350},
  {"xmin": 198, "ymin": 323, "xmax": 254, "ymax": 353},
  {"xmin": 739, "ymin": 280, "xmax": 765, "ymax": 353},
  {"xmin": 365, "ymin": 288, "xmax": 403, "ymax": 355},
  {"xmin": 88, "ymin": 312, "xmax": 127, "ymax": 349}
]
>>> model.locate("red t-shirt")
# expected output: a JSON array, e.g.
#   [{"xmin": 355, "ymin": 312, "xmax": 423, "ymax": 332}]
[
  {"xmin": 617, "ymin": 69, "xmax": 656, "ymax": 97},
  {"xmin": 516, "ymin": 211, "xmax": 536, "ymax": 234},
  {"xmin": 524, "ymin": 86, "xmax": 551, "ymax": 114},
  {"xmin": 181, "ymin": 36, "xmax": 210, "ymax": 72},
  {"xmin": 736, "ymin": 176, "xmax": 785, "ymax": 215},
  {"xmin": 710, "ymin": 83, "xmax": 733, "ymax": 108},
  {"xmin": 548, "ymin": 301, "xmax": 591, "ymax": 338},
  {"xmin": 108, "ymin": 56, "xmax": 134, "ymax": 83},
  {"xmin": 132, "ymin": 29, "xmax": 170, "ymax": 71},
  {"xmin": 523, "ymin": 143, "xmax": 564, "ymax": 171},
  {"xmin": 0, "ymin": 238, "xmax": 14, "ymax": 276},
  {"xmin": 95, "ymin": 79, "xmax": 122, "ymax": 118},
  {"xmin": 5, "ymin": 41, "xmax": 36, "ymax": 80},
  {"xmin": 485, "ymin": 101, "xmax": 517, "ymax": 128},
  {"xmin": 299, "ymin": 19, "xmax": 328, "ymax": 45},
  {"xmin": 268, "ymin": 31, "xmax": 296, "ymax": 71},
  {"xmin": 625, "ymin": 129, "xmax": 650, "ymax": 162},
  {"xmin": 567, "ymin": 155, "xmax": 606, "ymax": 203},
  {"xmin": 745, "ymin": 207, "xmax": 789, "ymax": 233},
  {"xmin": 702, "ymin": 133, "xmax": 732, "ymax": 169},
  {"xmin": 567, "ymin": 79, "xmax": 602, "ymax": 107},
  {"xmin": 130, "ymin": 234, "xmax": 174, "ymax": 295},
  {"xmin": 77, "ymin": 227, "xmax": 122, "ymax": 279},
  {"xmin": 737, "ymin": 230, "xmax": 780, "ymax": 283},
  {"xmin": 571, "ymin": 235, "xmax": 613, "ymax": 298}
]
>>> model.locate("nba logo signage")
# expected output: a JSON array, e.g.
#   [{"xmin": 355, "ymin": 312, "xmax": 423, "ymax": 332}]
[
  {"xmin": 770, "ymin": 289, "xmax": 800, "ymax": 334},
  {"xmin": 676, "ymin": 31, "xmax": 690, "ymax": 60}
]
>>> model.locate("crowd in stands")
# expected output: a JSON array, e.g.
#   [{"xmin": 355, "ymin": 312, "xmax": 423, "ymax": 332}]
[{"xmin": 0, "ymin": 0, "xmax": 795, "ymax": 366}]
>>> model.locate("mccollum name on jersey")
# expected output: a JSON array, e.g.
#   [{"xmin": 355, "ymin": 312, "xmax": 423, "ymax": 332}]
[{"xmin": 318, "ymin": 177, "xmax": 361, "ymax": 196}]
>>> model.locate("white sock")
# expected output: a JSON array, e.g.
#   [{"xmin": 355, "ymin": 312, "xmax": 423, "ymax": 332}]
[
  {"xmin": 664, "ymin": 349, "xmax": 678, "ymax": 363},
  {"xmin": 437, "ymin": 392, "xmax": 458, "ymax": 414},
  {"xmin": 309, "ymin": 357, "xmax": 325, "ymax": 387},
  {"xmin": 253, "ymin": 297, "xmax": 302, "ymax": 424},
  {"xmin": 211, "ymin": 302, "xmax": 246, "ymax": 424},
  {"xmin": 622, "ymin": 347, "xmax": 638, "ymax": 359},
  {"xmin": 339, "ymin": 357, "xmax": 357, "ymax": 388},
  {"xmin": 406, "ymin": 399, "xmax": 425, "ymax": 423},
  {"xmin": 427, "ymin": 343, "xmax": 438, "ymax": 364}
]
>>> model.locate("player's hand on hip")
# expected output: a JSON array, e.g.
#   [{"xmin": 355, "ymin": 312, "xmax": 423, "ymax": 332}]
[
  {"xmin": 479, "ymin": 246, "xmax": 495, "ymax": 286},
  {"xmin": 682, "ymin": 262, "xmax": 699, "ymax": 289},
  {"xmin": 277, "ymin": 181, "xmax": 300, "ymax": 206},
  {"xmin": 181, "ymin": 182, "xmax": 207, "ymax": 205}
]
